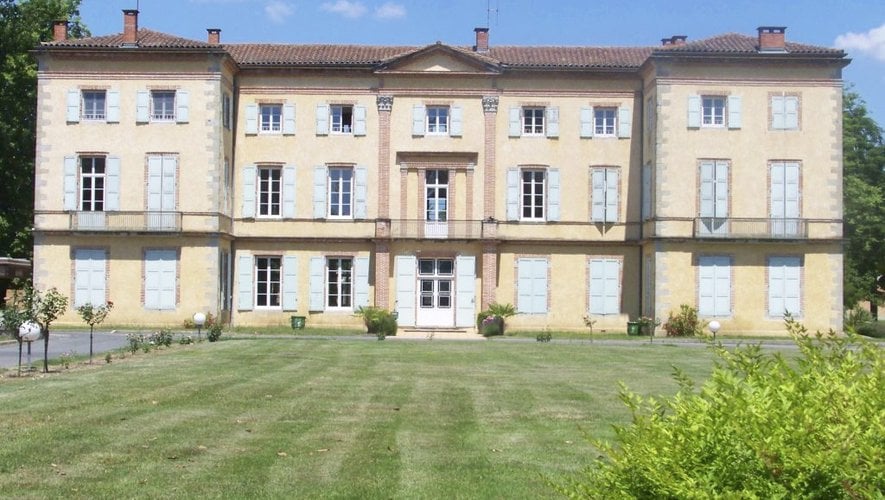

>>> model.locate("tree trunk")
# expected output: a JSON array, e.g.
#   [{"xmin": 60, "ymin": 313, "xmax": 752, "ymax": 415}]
[{"xmin": 42, "ymin": 328, "xmax": 49, "ymax": 373}]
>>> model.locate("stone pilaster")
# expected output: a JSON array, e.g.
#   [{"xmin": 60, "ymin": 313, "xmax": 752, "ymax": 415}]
[
  {"xmin": 482, "ymin": 96, "xmax": 498, "ymax": 219},
  {"xmin": 481, "ymin": 241, "xmax": 498, "ymax": 309},
  {"xmin": 374, "ymin": 241, "xmax": 390, "ymax": 309}
]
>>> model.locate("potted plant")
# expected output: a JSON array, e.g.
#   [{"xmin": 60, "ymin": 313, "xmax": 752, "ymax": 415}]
[
  {"xmin": 638, "ymin": 316, "xmax": 661, "ymax": 337},
  {"xmin": 477, "ymin": 302, "xmax": 516, "ymax": 337}
]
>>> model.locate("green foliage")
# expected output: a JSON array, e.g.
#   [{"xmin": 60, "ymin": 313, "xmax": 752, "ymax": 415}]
[
  {"xmin": 183, "ymin": 312, "xmax": 219, "ymax": 330},
  {"xmin": 207, "ymin": 323, "xmax": 223, "ymax": 342},
  {"xmin": 555, "ymin": 316, "xmax": 885, "ymax": 498},
  {"xmin": 76, "ymin": 301, "xmax": 113, "ymax": 328},
  {"xmin": 356, "ymin": 306, "xmax": 397, "ymax": 337},
  {"xmin": 662, "ymin": 304, "xmax": 705, "ymax": 337},
  {"xmin": 5, "ymin": 280, "xmax": 68, "ymax": 372},
  {"xmin": 478, "ymin": 303, "xmax": 516, "ymax": 336},
  {"xmin": 844, "ymin": 304, "xmax": 873, "ymax": 330},
  {"xmin": 536, "ymin": 331, "xmax": 552, "ymax": 343},
  {"xmin": 487, "ymin": 302, "xmax": 516, "ymax": 318}
]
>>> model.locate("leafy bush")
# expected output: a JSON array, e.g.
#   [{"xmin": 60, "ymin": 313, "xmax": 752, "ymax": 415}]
[
  {"xmin": 844, "ymin": 304, "xmax": 873, "ymax": 330},
  {"xmin": 554, "ymin": 316, "xmax": 885, "ymax": 498},
  {"xmin": 356, "ymin": 306, "xmax": 397, "ymax": 336},
  {"xmin": 536, "ymin": 331, "xmax": 552, "ymax": 343},
  {"xmin": 207, "ymin": 323, "xmax": 223, "ymax": 342},
  {"xmin": 149, "ymin": 330, "xmax": 174, "ymax": 347},
  {"xmin": 662, "ymin": 304, "xmax": 706, "ymax": 337},
  {"xmin": 478, "ymin": 303, "xmax": 517, "ymax": 336},
  {"xmin": 178, "ymin": 335, "xmax": 194, "ymax": 345}
]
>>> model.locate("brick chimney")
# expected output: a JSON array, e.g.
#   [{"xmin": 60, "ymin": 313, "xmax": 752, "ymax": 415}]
[
  {"xmin": 474, "ymin": 27, "xmax": 489, "ymax": 52},
  {"xmin": 207, "ymin": 28, "xmax": 221, "ymax": 45},
  {"xmin": 123, "ymin": 9, "xmax": 139, "ymax": 45},
  {"xmin": 52, "ymin": 20, "xmax": 68, "ymax": 42},
  {"xmin": 661, "ymin": 35, "xmax": 687, "ymax": 46},
  {"xmin": 758, "ymin": 26, "xmax": 786, "ymax": 51}
]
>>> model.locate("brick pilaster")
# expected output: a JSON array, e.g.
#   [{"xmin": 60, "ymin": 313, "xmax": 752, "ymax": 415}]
[
  {"xmin": 482, "ymin": 241, "xmax": 498, "ymax": 309},
  {"xmin": 482, "ymin": 96, "xmax": 499, "ymax": 219},
  {"xmin": 374, "ymin": 241, "xmax": 390, "ymax": 309},
  {"xmin": 376, "ymin": 95, "xmax": 393, "ymax": 219}
]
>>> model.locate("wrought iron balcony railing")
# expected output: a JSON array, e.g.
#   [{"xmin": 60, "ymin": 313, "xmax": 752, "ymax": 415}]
[
  {"xmin": 69, "ymin": 211, "xmax": 182, "ymax": 232},
  {"xmin": 693, "ymin": 217, "xmax": 809, "ymax": 239}
]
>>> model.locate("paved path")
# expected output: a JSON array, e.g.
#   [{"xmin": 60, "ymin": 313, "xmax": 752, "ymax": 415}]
[{"xmin": 0, "ymin": 330, "xmax": 129, "ymax": 369}]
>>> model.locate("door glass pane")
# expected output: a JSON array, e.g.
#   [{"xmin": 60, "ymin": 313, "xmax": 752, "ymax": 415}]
[
  {"xmin": 419, "ymin": 259, "xmax": 434, "ymax": 275},
  {"xmin": 438, "ymin": 260, "xmax": 454, "ymax": 275}
]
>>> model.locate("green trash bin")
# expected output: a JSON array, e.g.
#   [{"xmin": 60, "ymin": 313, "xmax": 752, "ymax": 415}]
[
  {"xmin": 290, "ymin": 316, "xmax": 306, "ymax": 330},
  {"xmin": 626, "ymin": 321, "xmax": 641, "ymax": 336}
]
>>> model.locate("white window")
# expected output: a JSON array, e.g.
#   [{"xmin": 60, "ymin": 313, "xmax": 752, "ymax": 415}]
[
  {"xmin": 73, "ymin": 248, "xmax": 106, "ymax": 307},
  {"xmin": 69, "ymin": 88, "xmax": 118, "ymax": 123},
  {"xmin": 255, "ymin": 256, "xmax": 281, "ymax": 308},
  {"xmin": 327, "ymin": 257, "xmax": 353, "ymax": 309},
  {"xmin": 522, "ymin": 107, "xmax": 545, "ymax": 135},
  {"xmin": 507, "ymin": 167, "xmax": 560, "ymax": 222},
  {"xmin": 698, "ymin": 160, "xmax": 729, "ymax": 235},
  {"xmin": 426, "ymin": 106, "xmax": 449, "ymax": 134},
  {"xmin": 521, "ymin": 169, "xmax": 546, "ymax": 220},
  {"xmin": 698, "ymin": 255, "xmax": 731, "ymax": 316},
  {"xmin": 590, "ymin": 167, "xmax": 619, "ymax": 223},
  {"xmin": 517, "ymin": 258, "xmax": 548, "ymax": 314},
  {"xmin": 768, "ymin": 256, "xmax": 801, "ymax": 317},
  {"xmin": 144, "ymin": 249, "xmax": 177, "ymax": 310},
  {"xmin": 594, "ymin": 107, "xmax": 617, "ymax": 136},
  {"xmin": 151, "ymin": 91, "xmax": 176, "ymax": 121},
  {"xmin": 687, "ymin": 95, "xmax": 741, "ymax": 129},
  {"xmin": 146, "ymin": 155, "xmax": 178, "ymax": 230},
  {"xmin": 257, "ymin": 166, "xmax": 282, "ymax": 217},
  {"xmin": 771, "ymin": 95, "xmax": 799, "ymax": 130},
  {"xmin": 770, "ymin": 162, "xmax": 801, "ymax": 236},
  {"xmin": 81, "ymin": 90, "xmax": 106, "ymax": 121},
  {"xmin": 588, "ymin": 258, "xmax": 620, "ymax": 315},
  {"xmin": 80, "ymin": 156, "xmax": 105, "ymax": 212},
  {"xmin": 330, "ymin": 105, "xmax": 353, "ymax": 134},
  {"xmin": 137, "ymin": 89, "xmax": 187, "ymax": 124},
  {"xmin": 702, "ymin": 96, "xmax": 726, "ymax": 127},
  {"xmin": 260, "ymin": 104, "xmax": 282, "ymax": 133},
  {"xmin": 425, "ymin": 169, "xmax": 448, "ymax": 222},
  {"xmin": 328, "ymin": 167, "xmax": 353, "ymax": 218}
]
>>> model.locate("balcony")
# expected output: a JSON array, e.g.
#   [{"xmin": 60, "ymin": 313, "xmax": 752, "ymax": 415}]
[
  {"xmin": 42, "ymin": 211, "xmax": 234, "ymax": 233},
  {"xmin": 692, "ymin": 217, "xmax": 827, "ymax": 239},
  {"xmin": 378, "ymin": 219, "xmax": 486, "ymax": 240}
]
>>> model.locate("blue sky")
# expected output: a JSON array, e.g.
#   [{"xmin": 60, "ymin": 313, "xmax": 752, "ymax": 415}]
[{"xmin": 80, "ymin": 0, "xmax": 885, "ymax": 123}]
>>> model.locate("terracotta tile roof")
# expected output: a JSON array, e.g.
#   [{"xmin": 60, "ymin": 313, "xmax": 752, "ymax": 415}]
[
  {"xmin": 489, "ymin": 46, "xmax": 654, "ymax": 69},
  {"xmin": 40, "ymin": 29, "xmax": 214, "ymax": 49},
  {"xmin": 225, "ymin": 44, "xmax": 415, "ymax": 66},
  {"xmin": 656, "ymin": 33, "xmax": 843, "ymax": 56}
]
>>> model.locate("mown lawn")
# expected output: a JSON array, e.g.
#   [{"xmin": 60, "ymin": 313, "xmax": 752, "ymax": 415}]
[{"xmin": 0, "ymin": 339, "xmax": 716, "ymax": 498}]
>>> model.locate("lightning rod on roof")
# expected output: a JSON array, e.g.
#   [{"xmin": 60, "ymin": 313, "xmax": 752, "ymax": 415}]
[{"xmin": 486, "ymin": 0, "xmax": 499, "ymax": 29}]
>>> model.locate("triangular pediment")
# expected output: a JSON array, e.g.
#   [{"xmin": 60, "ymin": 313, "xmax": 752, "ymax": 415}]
[{"xmin": 375, "ymin": 43, "xmax": 501, "ymax": 74}]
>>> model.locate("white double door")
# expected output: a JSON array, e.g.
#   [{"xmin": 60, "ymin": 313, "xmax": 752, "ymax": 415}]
[
  {"xmin": 415, "ymin": 258, "xmax": 454, "ymax": 327},
  {"xmin": 395, "ymin": 255, "xmax": 475, "ymax": 329}
]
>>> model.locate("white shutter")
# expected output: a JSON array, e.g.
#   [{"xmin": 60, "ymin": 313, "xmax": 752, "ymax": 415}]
[
  {"xmin": 354, "ymin": 257, "xmax": 370, "ymax": 309},
  {"xmin": 67, "ymin": 89, "xmax": 80, "ymax": 123},
  {"xmin": 517, "ymin": 259, "xmax": 533, "ymax": 313},
  {"xmin": 770, "ymin": 163, "xmax": 785, "ymax": 219},
  {"xmin": 517, "ymin": 258, "xmax": 547, "ymax": 314},
  {"xmin": 784, "ymin": 163, "xmax": 800, "ymax": 218},
  {"xmin": 603, "ymin": 260, "xmax": 620, "ymax": 314},
  {"xmin": 591, "ymin": 169, "xmax": 605, "ymax": 222},
  {"xmin": 159, "ymin": 251, "xmax": 177, "ymax": 309},
  {"xmin": 449, "ymin": 105, "xmax": 463, "ymax": 137},
  {"xmin": 282, "ymin": 164, "xmax": 296, "ymax": 218},
  {"xmin": 617, "ymin": 106, "xmax": 631, "ymax": 138},
  {"xmin": 506, "ymin": 168, "xmax": 519, "ymax": 221},
  {"xmin": 784, "ymin": 96, "xmax": 799, "ymax": 130},
  {"xmin": 714, "ymin": 257, "xmax": 731, "ymax": 316},
  {"xmin": 105, "ymin": 156, "xmax": 121, "ymax": 211},
  {"xmin": 604, "ymin": 169, "xmax": 619, "ymax": 223},
  {"xmin": 547, "ymin": 168, "xmax": 560, "ymax": 221},
  {"xmin": 242, "ymin": 165, "xmax": 256, "ymax": 218},
  {"xmin": 783, "ymin": 257, "xmax": 801, "ymax": 315},
  {"xmin": 74, "ymin": 249, "xmax": 106, "ymax": 307},
  {"xmin": 145, "ymin": 250, "xmax": 176, "ymax": 310},
  {"xmin": 283, "ymin": 103, "xmax": 296, "ymax": 135},
  {"xmin": 714, "ymin": 161, "xmax": 728, "ymax": 218},
  {"xmin": 354, "ymin": 166, "xmax": 368, "ymax": 219},
  {"xmin": 589, "ymin": 259, "xmax": 619, "ymax": 315},
  {"xmin": 455, "ymin": 255, "xmax": 475, "ymax": 327},
  {"xmin": 308, "ymin": 257, "xmax": 325, "ymax": 311},
  {"xmin": 698, "ymin": 257, "xmax": 715, "ymax": 316},
  {"xmin": 727, "ymin": 95, "xmax": 741, "ymax": 129},
  {"xmin": 769, "ymin": 256, "xmax": 800, "ymax": 317},
  {"xmin": 699, "ymin": 161, "xmax": 715, "ymax": 218},
  {"xmin": 580, "ymin": 106, "xmax": 594, "ymax": 138},
  {"xmin": 313, "ymin": 166, "xmax": 327, "ymax": 219},
  {"xmin": 175, "ymin": 90, "xmax": 189, "ymax": 123},
  {"xmin": 237, "ymin": 253, "xmax": 253, "ymax": 310},
  {"xmin": 147, "ymin": 156, "xmax": 163, "ymax": 211},
  {"xmin": 508, "ymin": 107, "xmax": 521, "ymax": 137},
  {"xmin": 589, "ymin": 260, "xmax": 605, "ymax": 315},
  {"xmin": 106, "ymin": 90, "xmax": 120, "ymax": 123},
  {"xmin": 136, "ymin": 90, "xmax": 150, "ymax": 123},
  {"xmin": 395, "ymin": 255, "xmax": 416, "ymax": 326},
  {"xmin": 315, "ymin": 104, "xmax": 329, "ymax": 135},
  {"xmin": 282, "ymin": 255, "xmax": 298, "ymax": 311},
  {"xmin": 771, "ymin": 96, "xmax": 785, "ymax": 129},
  {"xmin": 245, "ymin": 104, "xmax": 258, "ymax": 134},
  {"xmin": 687, "ymin": 95, "xmax": 701, "ymax": 128},
  {"xmin": 412, "ymin": 104, "xmax": 425, "ymax": 136},
  {"xmin": 161, "ymin": 157, "xmax": 176, "ymax": 212},
  {"xmin": 353, "ymin": 105, "xmax": 367, "ymax": 136},
  {"xmin": 545, "ymin": 106, "xmax": 559, "ymax": 138},
  {"xmin": 532, "ymin": 259, "xmax": 548, "ymax": 314},
  {"xmin": 64, "ymin": 156, "xmax": 78, "ymax": 211}
]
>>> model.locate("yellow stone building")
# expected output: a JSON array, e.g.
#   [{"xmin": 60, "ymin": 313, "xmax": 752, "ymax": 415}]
[{"xmin": 32, "ymin": 11, "xmax": 848, "ymax": 334}]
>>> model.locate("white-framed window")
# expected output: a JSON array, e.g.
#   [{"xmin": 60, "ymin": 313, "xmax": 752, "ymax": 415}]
[
  {"xmin": 769, "ymin": 161, "xmax": 801, "ymax": 236},
  {"xmin": 506, "ymin": 167, "xmax": 559, "ymax": 222},
  {"xmin": 590, "ymin": 167, "xmax": 619, "ymax": 223},
  {"xmin": 521, "ymin": 169, "xmax": 546, "ymax": 220},
  {"xmin": 69, "ymin": 88, "xmax": 118, "ymax": 123},
  {"xmin": 698, "ymin": 160, "xmax": 729, "ymax": 235},
  {"xmin": 255, "ymin": 256, "xmax": 282, "ymax": 308},
  {"xmin": 326, "ymin": 257, "xmax": 353, "ymax": 309},
  {"xmin": 80, "ymin": 156, "xmax": 106, "ymax": 211},
  {"xmin": 768, "ymin": 256, "xmax": 801, "ymax": 317},
  {"xmin": 698, "ymin": 255, "xmax": 731, "ymax": 316},
  {"xmin": 594, "ymin": 107, "xmax": 617, "ymax": 136},
  {"xmin": 328, "ymin": 167, "xmax": 353, "ymax": 218},
  {"xmin": 687, "ymin": 95, "xmax": 741, "ymax": 129},
  {"xmin": 771, "ymin": 95, "xmax": 799, "ymax": 130},
  {"xmin": 330, "ymin": 105, "xmax": 354, "ymax": 134},
  {"xmin": 522, "ymin": 107, "xmax": 545, "ymax": 135},
  {"xmin": 257, "ymin": 166, "xmax": 282, "ymax": 217},
  {"xmin": 426, "ymin": 106, "xmax": 449, "ymax": 134},
  {"xmin": 73, "ymin": 248, "xmax": 106, "ymax": 307},
  {"xmin": 144, "ymin": 249, "xmax": 177, "ymax": 310},
  {"xmin": 81, "ymin": 90, "xmax": 106, "ymax": 121},
  {"xmin": 517, "ymin": 258, "xmax": 548, "ymax": 314},
  {"xmin": 588, "ymin": 258, "xmax": 620, "ymax": 315},
  {"xmin": 260, "ymin": 104, "xmax": 282, "ymax": 133},
  {"xmin": 425, "ymin": 169, "xmax": 449, "ymax": 222},
  {"xmin": 702, "ymin": 96, "xmax": 726, "ymax": 127},
  {"xmin": 151, "ymin": 91, "xmax": 176, "ymax": 121}
]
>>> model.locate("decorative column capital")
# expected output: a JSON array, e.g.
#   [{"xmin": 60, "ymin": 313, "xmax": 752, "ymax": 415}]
[
  {"xmin": 482, "ymin": 96, "xmax": 499, "ymax": 113},
  {"xmin": 376, "ymin": 95, "xmax": 394, "ymax": 112}
]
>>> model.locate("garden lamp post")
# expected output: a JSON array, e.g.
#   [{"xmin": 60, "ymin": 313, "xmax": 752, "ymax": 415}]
[
  {"xmin": 709, "ymin": 320, "xmax": 721, "ymax": 342},
  {"xmin": 19, "ymin": 321, "xmax": 42, "ymax": 376},
  {"xmin": 193, "ymin": 312, "xmax": 206, "ymax": 342}
]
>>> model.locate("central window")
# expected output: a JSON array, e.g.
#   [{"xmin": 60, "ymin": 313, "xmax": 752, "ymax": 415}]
[
  {"xmin": 594, "ymin": 107, "xmax": 617, "ymax": 136},
  {"xmin": 257, "ymin": 166, "xmax": 282, "ymax": 217},
  {"xmin": 80, "ymin": 156, "xmax": 105, "ymax": 211},
  {"xmin": 328, "ymin": 167, "xmax": 353, "ymax": 218},
  {"xmin": 151, "ymin": 91, "xmax": 176, "ymax": 121},
  {"xmin": 425, "ymin": 170, "xmax": 448, "ymax": 222},
  {"xmin": 81, "ymin": 90, "xmax": 106, "ymax": 120},
  {"xmin": 702, "ymin": 96, "xmax": 726, "ymax": 127},
  {"xmin": 260, "ymin": 104, "xmax": 282, "ymax": 133},
  {"xmin": 521, "ymin": 169, "xmax": 546, "ymax": 220},
  {"xmin": 330, "ymin": 105, "xmax": 354, "ymax": 133},
  {"xmin": 522, "ymin": 107, "xmax": 545, "ymax": 135},
  {"xmin": 327, "ymin": 257, "xmax": 353, "ymax": 309},
  {"xmin": 426, "ymin": 106, "xmax": 449, "ymax": 134},
  {"xmin": 255, "ymin": 256, "xmax": 281, "ymax": 308}
]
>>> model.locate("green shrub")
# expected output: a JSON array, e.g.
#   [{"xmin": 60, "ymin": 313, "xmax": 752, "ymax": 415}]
[
  {"xmin": 149, "ymin": 329, "xmax": 174, "ymax": 347},
  {"xmin": 478, "ymin": 303, "xmax": 516, "ymax": 336},
  {"xmin": 207, "ymin": 323, "xmax": 223, "ymax": 342},
  {"xmin": 536, "ymin": 331, "xmax": 552, "ymax": 343},
  {"xmin": 662, "ymin": 304, "xmax": 706, "ymax": 337},
  {"xmin": 554, "ymin": 316, "xmax": 885, "ymax": 498},
  {"xmin": 356, "ymin": 307, "xmax": 397, "ymax": 337},
  {"xmin": 844, "ymin": 304, "xmax": 873, "ymax": 330}
]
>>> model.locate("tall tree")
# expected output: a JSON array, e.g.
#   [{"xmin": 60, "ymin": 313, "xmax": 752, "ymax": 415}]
[
  {"xmin": 843, "ymin": 88, "xmax": 885, "ymax": 311},
  {"xmin": 0, "ymin": 0, "xmax": 87, "ymax": 257}
]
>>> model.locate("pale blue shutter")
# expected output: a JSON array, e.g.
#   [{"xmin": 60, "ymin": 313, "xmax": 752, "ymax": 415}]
[
  {"xmin": 770, "ymin": 162, "xmax": 785, "ymax": 220},
  {"xmin": 687, "ymin": 95, "xmax": 701, "ymax": 128},
  {"xmin": 603, "ymin": 260, "xmax": 619, "ymax": 314},
  {"xmin": 506, "ymin": 168, "xmax": 519, "ymax": 221},
  {"xmin": 354, "ymin": 166, "xmax": 368, "ymax": 219},
  {"xmin": 353, "ymin": 105, "xmax": 367, "ymax": 136},
  {"xmin": 699, "ymin": 161, "xmax": 715, "ymax": 218},
  {"xmin": 105, "ymin": 156, "xmax": 121, "ymax": 211},
  {"xmin": 545, "ymin": 106, "xmax": 559, "ymax": 138},
  {"xmin": 67, "ymin": 89, "xmax": 80, "ymax": 123},
  {"xmin": 283, "ymin": 104, "xmax": 296, "ymax": 135},
  {"xmin": 315, "ymin": 104, "xmax": 329, "ymax": 135},
  {"xmin": 395, "ymin": 255, "xmax": 416, "ymax": 326},
  {"xmin": 783, "ymin": 257, "xmax": 801, "ymax": 315},
  {"xmin": 159, "ymin": 250, "xmax": 177, "ymax": 309},
  {"xmin": 74, "ymin": 249, "xmax": 105, "ymax": 307},
  {"xmin": 518, "ymin": 259, "xmax": 547, "ymax": 314},
  {"xmin": 771, "ymin": 96, "xmax": 785, "ymax": 129},
  {"xmin": 591, "ymin": 169, "xmax": 605, "ymax": 222},
  {"xmin": 242, "ymin": 165, "xmax": 256, "ymax": 218},
  {"xmin": 282, "ymin": 164, "xmax": 296, "ymax": 218},
  {"xmin": 784, "ymin": 96, "xmax": 799, "ymax": 129},
  {"xmin": 715, "ymin": 161, "xmax": 728, "ymax": 218},
  {"xmin": 455, "ymin": 255, "xmax": 475, "ymax": 327},
  {"xmin": 237, "ymin": 253, "xmax": 253, "ymax": 310},
  {"xmin": 604, "ymin": 169, "xmax": 619, "ymax": 223},
  {"xmin": 517, "ymin": 259, "xmax": 533, "ymax": 313},
  {"xmin": 727, "ymin": 96, "xmax": 741, "ymax": 129},
  {"xmin": 308, "ymin": 256, "xmax": 325, "ymax": 311},
  {"xmin": 784, "ymin": 163, "xmax": 800, "ymax": 218},
  {"xmin": 63, "ymin": 156, "xmax": 78, "ymax": 210},
  {"xmin": 768, "ymin": 257, "xmax": 799, "ymax": 316},
  {"xmin": 136, "ymin": 90, "xmax": 149, "ymax": 123},
  {"xmin": 449, "ymin": 105, "xmax": 463, "ymax": 137},
  {"xmin": 412, "ymin": 104, "xmax": 425, "ymax": 136},
  {"xmin": 175, "ymin": 90, "xmax": 189, "ymax": 123},
  {"xmin": 106, "ymin": 90, "xmax": 120, "ymax": 123},
  {"xmin": 508, "ymin": 107, "xmax": 521, "ymax": 137},
  {"xmin": 531, "ymin": 259, "xmax": 548, "ymax": 314},
  {"xmin": 698, "ymin": 257, "xmax": 716, "ymax": 316},
  {"xmin": 547, "ymin": 168, "xmax": 560, "ymax": 221},
  {"xmin": 282, "ymin": 255, "xmax": 298, "ymax": 311},
  {"xmin": 714, "ymin": 256, "xmax": 731, "ymax": 316},
  {"xmin": 245, "ymin": 104, "xmax": 258, "ymax": 134},
  {"xmin": 313, "ymin": 166, "xmax": 327, "ymax": 218},
  {"xmin": 617, "ymin": 106, "xmax": 631, "ymax": 138},
  {"xmin": 354, "ymin": 256, "xmax": 370, "ymax": 309},
  {"xmin": 580, "ymin": 106, "xmax": 594, "ymax": 138}
]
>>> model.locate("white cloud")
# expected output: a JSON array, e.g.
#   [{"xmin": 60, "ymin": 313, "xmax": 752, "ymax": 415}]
[
  {"xmin": 321, "ymin": 0, "xmax": 368, "ymax": 19},
  {"xmin": 835, "ymin": 23, "xmax": 885, "ymax": 61},
  {"xmin": 374, "ymin": 2, "xmax": 405, "ymax": 20},
  {"xmin": 264, "ymin": 0, "xmax": 295, "ymax": 24}
]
